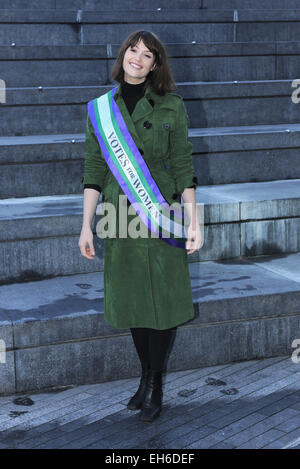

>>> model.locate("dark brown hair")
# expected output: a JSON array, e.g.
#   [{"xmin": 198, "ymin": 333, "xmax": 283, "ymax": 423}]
[{"xmin": 111, "ymin": 30, "xmax": 177, "ymax": 96}]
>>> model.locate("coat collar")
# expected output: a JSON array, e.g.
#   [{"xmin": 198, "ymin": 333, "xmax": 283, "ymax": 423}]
[{"xmin": 112, "ymin": 82, "xmax": 163, "ymax": 144}]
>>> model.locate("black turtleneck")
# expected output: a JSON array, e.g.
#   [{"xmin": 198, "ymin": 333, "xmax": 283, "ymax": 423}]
[{"xmin": 121, "ymin": 80, "xmax": 146, "ymax": 115}]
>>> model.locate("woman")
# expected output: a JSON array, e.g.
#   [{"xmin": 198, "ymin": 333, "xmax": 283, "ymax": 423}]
[{"xmin": 78, "ymin": 30, "xmax": 201, "ymax": 423}]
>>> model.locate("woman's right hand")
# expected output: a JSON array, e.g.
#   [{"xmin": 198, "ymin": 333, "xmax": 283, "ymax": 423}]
[{"xmin": 78, "ymin": 225, "xmax": 95, "ymax": 260}]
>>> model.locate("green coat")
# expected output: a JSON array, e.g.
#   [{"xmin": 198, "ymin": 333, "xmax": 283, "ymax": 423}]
[{"xmin": 82, "ymin": 82, "xmax": 197, "ymax": 330}]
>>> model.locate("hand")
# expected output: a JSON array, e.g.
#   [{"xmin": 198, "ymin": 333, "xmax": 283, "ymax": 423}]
[
  {"xmin": 78, "ymin": 225, "xmax": 95, "ymax": 260},
  {"xmin": 185, "ymin": 222, "xmax": 202, "ymax": 255}
]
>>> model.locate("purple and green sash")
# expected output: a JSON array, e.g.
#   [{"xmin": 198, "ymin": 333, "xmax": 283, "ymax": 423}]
[{"xmin": 87, "ymin": 86, "xmax": 188, "ymax": 249}]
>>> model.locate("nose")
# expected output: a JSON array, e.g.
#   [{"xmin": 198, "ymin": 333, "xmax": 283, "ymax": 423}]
[{"xmin": 133, "ymin": 52, "xmax": 142, "ymax": 61}]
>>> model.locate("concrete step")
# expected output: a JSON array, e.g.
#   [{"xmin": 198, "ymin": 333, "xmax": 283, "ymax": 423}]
[
  {"xmin": 1, "ymin": 9, "xmax": 300, "ymax": 45},
  {"xmin": 0, "ymin": 134, "xmax": 85, "ymax": 198},
  {"xmin": 193, "ymin": 123, "xmax": 300, "ymax": 185},
  {"xmin": 1, "ymin": 80, "xmax": 299, "ymax": 136},
  {"xmin": 0, "ymin": 0, "xmax": 201, "ymax": 10},
  {"xmin": 1, "ymin": 251, "xmax": 299, "ymax": 395},
  {"xmin": 2, "ymin": 0, "xmax": 300, "ymax": 10},
  {"xmin": 1, "ymin": 124, "xmax": 300, "ymax": 198},
  {"xmin": 204, "ymin": 0, "xmax": 300, "ymax": 9},
  {"xmin": 2, "ymin": 41, "xmax": 300, "ymax": 87},
  {"xmin": 0, "ymin": 179, "xmax": 299, "ymax": 284}
]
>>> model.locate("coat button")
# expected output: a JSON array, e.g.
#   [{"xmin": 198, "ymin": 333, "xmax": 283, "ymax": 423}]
[
  {"xmin": 138, "ymin": 148, "xmax": 144, "ymax": 155},
  {"xmin": 144, "ymin": 121, "xmax": 152, "ymax": 129},
  {"xmin": 163, "ymin": 123, "xmax": 170, "ymax": 130}
]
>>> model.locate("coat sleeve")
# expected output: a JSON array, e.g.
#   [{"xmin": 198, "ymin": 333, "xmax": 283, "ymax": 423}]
[
  {"xmin": 169, "ymin": 97, "xmax": 198, "ymax": 194},
  {"xmin": 81, "ymin": 113, "xmax": 109, "ymax": 191}
]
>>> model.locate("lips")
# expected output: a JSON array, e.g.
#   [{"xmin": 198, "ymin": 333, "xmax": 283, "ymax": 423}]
[{"xmin": 130, "ymin": 62, "xmax": 142, "ymax": 70}]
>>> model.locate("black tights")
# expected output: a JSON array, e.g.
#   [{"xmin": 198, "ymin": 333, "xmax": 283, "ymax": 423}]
[{"xmin": 130, "ymin": 327, "xmax": 177, "ymax": 372}]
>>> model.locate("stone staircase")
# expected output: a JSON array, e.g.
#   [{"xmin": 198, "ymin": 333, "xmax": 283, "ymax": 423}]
[{"xmin": 0, "ymin": 1, "xmax": 300, "ymax": 395}]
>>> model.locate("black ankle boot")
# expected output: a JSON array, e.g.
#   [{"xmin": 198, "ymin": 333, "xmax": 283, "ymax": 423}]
[
  {"xmin": 140, "ymin": 370, "xmax": 163, "ymax": 422},
  {"xmin": 127, "ymin": 363, "xmax": 150, "ymax": 411}
]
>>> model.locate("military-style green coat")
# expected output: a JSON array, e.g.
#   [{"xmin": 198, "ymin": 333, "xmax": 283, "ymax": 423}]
[{"xmin": 82, "ymin": 82, "xmax": 197, "ymax": 330}]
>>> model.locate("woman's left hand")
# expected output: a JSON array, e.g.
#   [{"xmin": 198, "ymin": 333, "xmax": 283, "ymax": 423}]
[{"xmin": 185, "ymin": 222, "xmax": 202, "ymax": 255}]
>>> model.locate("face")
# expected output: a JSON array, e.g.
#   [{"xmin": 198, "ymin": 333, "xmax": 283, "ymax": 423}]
[{"xmin": 122, "ymin": 39, "xmax": 156, "ymax": 84}]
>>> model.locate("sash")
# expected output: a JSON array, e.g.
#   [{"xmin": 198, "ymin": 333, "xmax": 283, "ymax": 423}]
[{"xmin": 87, "ymin": 86, "xmax": 188, "ymax": 249}]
